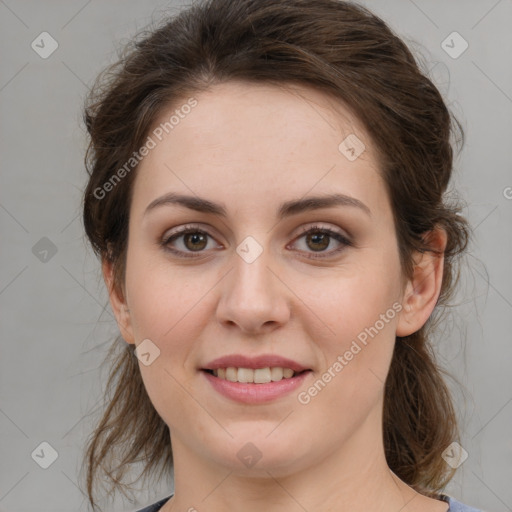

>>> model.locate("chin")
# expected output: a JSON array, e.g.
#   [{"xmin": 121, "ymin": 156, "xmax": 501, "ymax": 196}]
[{"xmin": 204, "ymin": 432, "xmax": 312, "ymax": 476}]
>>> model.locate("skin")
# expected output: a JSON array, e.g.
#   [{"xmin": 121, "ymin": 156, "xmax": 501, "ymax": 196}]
[{"xmin": 103, "ymin": 81, "xmax": 449, "ymax": 512}]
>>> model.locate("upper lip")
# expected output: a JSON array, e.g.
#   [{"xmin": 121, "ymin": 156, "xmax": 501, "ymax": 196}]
[{"xmin": 203, "ymin": 354, "xmax": 310, "ymax": 372}]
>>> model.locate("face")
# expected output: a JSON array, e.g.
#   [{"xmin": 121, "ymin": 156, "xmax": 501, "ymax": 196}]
[{"xmin": 109, "ymin": 81, "xmax": 417, "ymax": 477}]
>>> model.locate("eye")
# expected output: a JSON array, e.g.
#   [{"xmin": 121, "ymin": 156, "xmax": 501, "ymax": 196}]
[
  {"xmin": 161, "ymin": 225, "xmax": 221, "ymax": 258},
  {"xmin": 290, "ymin": 224, "xmax": 352, "ymax": 259},
  {"xmin": 160, "ymin": 223, "xmax": 352, "ymax": 259}
]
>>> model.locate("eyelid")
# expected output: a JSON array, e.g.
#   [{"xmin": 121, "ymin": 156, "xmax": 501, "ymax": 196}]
[
  {"xmin": 161, "ymin": 223, "xmax": 222, "ymax": 243},
  {"xmin": 294, "ymin": 222, "xmax": 350, "ymax": 239}
]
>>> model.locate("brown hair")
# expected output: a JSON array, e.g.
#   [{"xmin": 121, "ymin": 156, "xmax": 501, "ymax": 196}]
[{"xmin": 81, "ymin": 0, "xmax": 470, "ymax": 509}]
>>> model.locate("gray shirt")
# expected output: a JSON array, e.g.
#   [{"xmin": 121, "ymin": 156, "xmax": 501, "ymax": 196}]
[{"xmin": 135, "ymin": 493, "xmax": 484, "ymax": 512}]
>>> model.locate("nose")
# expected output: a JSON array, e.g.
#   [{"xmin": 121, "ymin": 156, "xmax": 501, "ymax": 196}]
[{"xmin": 215, "ymin": 243, "xmax": 291, "ymax": 334}]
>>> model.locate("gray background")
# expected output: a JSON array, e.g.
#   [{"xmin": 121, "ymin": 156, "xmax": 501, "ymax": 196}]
[{"xmin": 0, "ymin": 1, "xmax": 511, "ymax": 511}]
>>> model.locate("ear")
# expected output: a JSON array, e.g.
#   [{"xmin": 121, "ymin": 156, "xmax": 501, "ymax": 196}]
[
  {"xmin": 396, "ymin": 226, "xmax": 447, "ymax": 337},
  {"xmin": 102, "ymin": 258, "xmax": 135, "ymax": 345}
]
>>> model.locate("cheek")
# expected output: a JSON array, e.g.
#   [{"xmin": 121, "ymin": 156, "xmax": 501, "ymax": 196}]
[
  {"xmin": 296, "ymin": 258, "xmax": 400, "ymax": 398},
  {"xmin": 125, "ymin": 246, "xmax": 206, "ymax": 340},
  {"xmin": 299, "ymin": 266, "xmax": 401, "ymax": 344},
  {"xmin": 299, "ymin": 309, "xmax": 397, "ymax": 429}
]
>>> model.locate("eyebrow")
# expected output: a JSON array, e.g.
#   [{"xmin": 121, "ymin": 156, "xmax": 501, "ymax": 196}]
[{"xmin": 144, "ymin": 192, "xmax": 371, "ymax": 219}]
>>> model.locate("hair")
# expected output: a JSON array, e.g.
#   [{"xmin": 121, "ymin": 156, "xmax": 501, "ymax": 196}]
[{"xmin": 81, "ymin": 0, "xmax": 471, "ymax": 509}]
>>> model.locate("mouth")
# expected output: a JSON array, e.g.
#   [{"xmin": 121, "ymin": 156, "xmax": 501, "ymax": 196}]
[
  {"xmin": 200, "ymin": 354, "xmax": 312, "ymax": 403},
  {"xmin": 201, "ymin": 365, "xmax": 312, "ymax": 404},
  {"xmin": 202, "ymin": 367, "xmax": 308, "ymax": 384}
]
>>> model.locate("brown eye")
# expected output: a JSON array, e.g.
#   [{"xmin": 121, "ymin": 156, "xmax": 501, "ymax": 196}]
[
  {"xmin": 291, "ymin": 225, "xmax": 352, "ymax": 259},
  {"xmin": 161, "ymin": 224, "xmax": 352, "ymax": 260},
  {"xmin": 305, "ymin": 231, "xmax": 330, "ymax": 252},
  {"xmin": 182, "ymin": 232, "xmax": 208, "ymax": 251},
  {"xmin": 161, "ymin": 227, "xmax": 219, "ymax": 258}
]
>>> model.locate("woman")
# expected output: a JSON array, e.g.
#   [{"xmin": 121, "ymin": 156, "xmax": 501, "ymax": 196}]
[{"xmin": 81, "ymin": 1, "xmax": 483, "ymax": 511}]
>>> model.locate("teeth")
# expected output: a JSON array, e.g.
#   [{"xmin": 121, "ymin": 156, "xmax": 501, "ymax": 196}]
[
  {"xmin": 271, "ymin": 367, "xmax": 283, "ymax": 381},
  {"xmin": 254, "ymin": 367, "xmax": 271, "ymax": 383},
  {"xmin": 283, "ymin": 368, "xmax": 294, "ymax": 378},
  {"xmin": 226, "ymin": 367, "xmax": 238, "ymax": 382},
  {"xmin": 212, "ymin": 366, "xmax": 297, "ymax": 383},
  {"xmin": 238, "ymin": 367, "xmax": 254, "ymax": 383}
]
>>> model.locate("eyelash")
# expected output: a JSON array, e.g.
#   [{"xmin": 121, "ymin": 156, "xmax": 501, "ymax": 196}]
[{"xmin": 161, "ymin": 224, "xmax": 352, "ymax": 260}]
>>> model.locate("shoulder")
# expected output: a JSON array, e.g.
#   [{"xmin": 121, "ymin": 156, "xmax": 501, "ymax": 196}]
[
  {"xmin": 133, "ymin": 493, "xmax": 484, "ymax": 512},
  {"xmin": 135, "ymin": 494, "xmax": 173, "ymax": 512},
  {"xmin": 441, "ymin": 494, "xmax": 485, "ymax": 512}
]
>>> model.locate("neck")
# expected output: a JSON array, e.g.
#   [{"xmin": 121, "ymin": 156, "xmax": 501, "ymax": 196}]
[{"xmin": 163, "ymin": 404, "xmax": 428, "ymax": 512}]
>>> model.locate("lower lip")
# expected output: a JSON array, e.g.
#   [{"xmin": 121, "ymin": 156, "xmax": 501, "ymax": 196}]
[{"xmin": 202, "ymin": 370, "xmax": 311, "ymax": 404}]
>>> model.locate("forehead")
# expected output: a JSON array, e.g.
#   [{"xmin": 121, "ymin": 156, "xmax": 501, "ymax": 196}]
[
  {"xmin": 153, "ymin": 80, "xmax": 369, "ymax": 158},
  {"xmin": 131, "ymin": 80, "xmax": 389, "ymax": 221}
]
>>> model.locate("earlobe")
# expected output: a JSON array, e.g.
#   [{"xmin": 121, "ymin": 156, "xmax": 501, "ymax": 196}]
[
  {"xmin": 396, "ymin": 227, "xmax": 447, "ymax": 337},
  {"xmin": 102, "ymin": 258, "xmax": 135, "ymax": 345}
]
